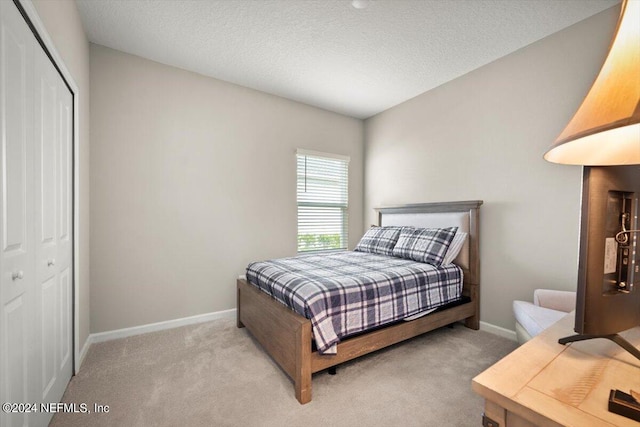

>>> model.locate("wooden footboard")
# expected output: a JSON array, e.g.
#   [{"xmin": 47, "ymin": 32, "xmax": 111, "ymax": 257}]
[
  {"xmin": 237, "ymin": 278, "xmax": 312, "ymax": 403},
  {"xmin": 238, "ymin": 277, "xmax": 478, "ymax": 404},
  {"xmin": 310, "ymin": 296, "xmax": 476, "ymax": 372}
]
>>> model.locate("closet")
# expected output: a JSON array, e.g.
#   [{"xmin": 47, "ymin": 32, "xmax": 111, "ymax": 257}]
[{"xmin": 0, "ymin": 1, "xmax": 73, "ymax": 426}]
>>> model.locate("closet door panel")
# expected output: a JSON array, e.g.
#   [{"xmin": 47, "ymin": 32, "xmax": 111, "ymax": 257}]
[
  {"xmin": 36, "ymin": 58, "xmax": 57, "ymax": 252},
  {"xmin": 4, "ymin": 297, "xmax": 27, "ymax": 427},
  {"xmin": 34, "ymin": 42, "xmax": 60, "ymax": 410},
  {"xmin": 2, "ymin": 15, "xmax": 29, "ymax": 254},
  {"xmin": 59, "ymin": 267, "xmax": 71, "ymax": 369},
  {"xmin": 58, "ymin": 93, "xmax": 71, "ymax": 245},
  {"xmin": 0, "ymin": 2, "xmax": 35, "ymax": 426},
  {"xmin": 40, "ymin": 276, "xmax": 57, "ymax": 397},
  {"xmin": 33, "ymin": 35, "xmax": 72, "ymax": 410},
  {"xmin": 1, "ymin": 0, "xmax": 34, "ymax": 297}
]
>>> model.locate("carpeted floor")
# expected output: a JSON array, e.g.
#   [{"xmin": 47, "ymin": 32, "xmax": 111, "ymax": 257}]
[{"xmin": 51, "ymin": 318, "xmax": 517, "ymax": 427}]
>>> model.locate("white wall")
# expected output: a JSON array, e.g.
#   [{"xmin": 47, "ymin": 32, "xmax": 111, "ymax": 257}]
[
  {"xmin": 364, "ymin": 7, "xmax": 620, "ymax": 331},
  {"xmin": 90, "ymin": 45, "xmax": 364, "ymax": 333},
  {"xmin": 31, "ymin": 0, "xmax": 91, "ymax": 353}
]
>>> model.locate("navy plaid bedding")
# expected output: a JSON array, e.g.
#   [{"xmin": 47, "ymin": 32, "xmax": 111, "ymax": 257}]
[
  {"xmin": 246, "ymin": 251, "xmax": 463, "ymax": 354},
  {"xmin": 392, "ymin": 227, "xmax": 458, "ymax": 266},
  {"xmin": 354, "ymin": 226, "xmax": 403, "ymax": 256}
]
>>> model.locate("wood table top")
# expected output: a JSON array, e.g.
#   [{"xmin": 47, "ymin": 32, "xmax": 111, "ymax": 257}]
[{"xmin": 472, "ymin": 314, "xmax": 640, "ymax": 427}]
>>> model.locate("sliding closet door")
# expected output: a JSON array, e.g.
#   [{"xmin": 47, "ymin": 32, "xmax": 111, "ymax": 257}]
[
  {"xmin": 0, "ymin": 2, "xmax": 36, "ymax": 427},
  {"xmin": 0, "ymin": 1, "xmax": 73, "ymax": 426}
]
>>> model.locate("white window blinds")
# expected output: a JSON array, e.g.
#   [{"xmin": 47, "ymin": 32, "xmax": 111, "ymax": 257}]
[{"xmin": 296, "ymin": 150, "xmax": 349, "ymax": 252}]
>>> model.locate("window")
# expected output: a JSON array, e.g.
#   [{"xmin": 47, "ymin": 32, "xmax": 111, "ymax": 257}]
[{"xmin": 296, "ymin": 149, "xmax": 349, "ymax": 252}]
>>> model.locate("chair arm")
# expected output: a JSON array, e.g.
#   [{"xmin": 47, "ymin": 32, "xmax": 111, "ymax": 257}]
[{"xmin": 533, "ymin": 289, "xmax": 576, "ymax": 313}]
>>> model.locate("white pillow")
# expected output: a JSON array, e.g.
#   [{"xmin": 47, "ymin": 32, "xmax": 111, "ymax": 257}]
[{"xmin": 441, "ymin": 232, "xmax": 467, "ymax": 265}]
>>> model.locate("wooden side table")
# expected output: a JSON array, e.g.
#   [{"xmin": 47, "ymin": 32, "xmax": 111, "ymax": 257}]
[{"xmin": 472, "ymin": 314, "xmax": 640, "ymax": 427}]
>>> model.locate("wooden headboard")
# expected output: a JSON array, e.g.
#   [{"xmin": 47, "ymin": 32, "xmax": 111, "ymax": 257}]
[{"xmin": 376, "ymin": 200, "xmax": 483, "ymax": 291}]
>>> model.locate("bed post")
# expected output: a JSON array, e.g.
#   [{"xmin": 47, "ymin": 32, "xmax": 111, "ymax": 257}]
[
  {"xmin": 464, "ymin": 203, "xmax": 481, "ymax": 330},
  {"xmin": 237, "ymin": 280, "xmax": 245, "ymax": 328},
  {"xmin": 295, "ymin": 322, "xmax": 312, "ymax": 404},
  {"xmin": 464, "ymin": 283, "xmax": 480, "ymax": 330}
]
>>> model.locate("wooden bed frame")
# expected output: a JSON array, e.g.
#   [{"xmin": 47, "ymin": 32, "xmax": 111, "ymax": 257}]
[{"xmin": 237, "ymin": 200, "xmax": 482, "ymax": 404}]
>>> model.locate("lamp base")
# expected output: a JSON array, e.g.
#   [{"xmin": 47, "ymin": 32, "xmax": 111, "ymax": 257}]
[{"xmin": 558, "ymin": 333, "xmax": 640, "ymax": 361}]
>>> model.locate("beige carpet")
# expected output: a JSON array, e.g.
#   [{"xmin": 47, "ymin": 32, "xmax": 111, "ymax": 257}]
[{"xmin": 51, "ymin": 318, "xmax": 517, "ymax": 427}]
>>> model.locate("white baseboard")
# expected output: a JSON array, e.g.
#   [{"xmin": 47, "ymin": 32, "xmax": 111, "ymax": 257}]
[
  {"xmin": 88, "ymin": 308, "xmax": 237, "ymax": 345},
  {"xmin": 479, "ymin": 321, "xmax": 518, "ymax": 342}
]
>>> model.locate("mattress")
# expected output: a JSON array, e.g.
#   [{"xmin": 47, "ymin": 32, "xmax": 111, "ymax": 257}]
[{"xmin": 246, "ymin": 251, "xmax": 463, "ymax": 354}]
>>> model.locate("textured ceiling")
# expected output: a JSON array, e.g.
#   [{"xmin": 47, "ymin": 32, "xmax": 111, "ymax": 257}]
[{"xmin": 76, "ymin": 0, "xmax": 619, "ymax": 119}]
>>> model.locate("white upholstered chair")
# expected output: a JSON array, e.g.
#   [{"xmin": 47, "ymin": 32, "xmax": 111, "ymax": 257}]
[{"xmin": 513, "ymin": 289, "xmax": 576, "ymax": 345}]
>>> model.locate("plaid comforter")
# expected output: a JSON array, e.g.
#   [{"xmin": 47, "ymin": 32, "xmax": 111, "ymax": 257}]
[{"xmin": 246, "ymin": 251, "xmax": 463, "ymax": 354}]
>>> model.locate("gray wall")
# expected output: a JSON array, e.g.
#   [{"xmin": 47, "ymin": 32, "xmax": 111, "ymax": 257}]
[
  {"xmin": 48, "ymin": 1, "xmax": 619, "ymax": 337},
  {"xmin": 364, "ymin": 7, "xmax": 619, "ymax": 332},
  {"xmin": 32, "ymin": 0, "xmax": 91, "ymax": 352},
  {"xmin": 90, "ymin": 45, "xmax": 364, "ymax": 333}
]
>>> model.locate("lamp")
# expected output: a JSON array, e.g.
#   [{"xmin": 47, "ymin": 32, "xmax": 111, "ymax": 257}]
[
  {"xmin": 544, "ymin": 0, "xmax": 640, "ymax": 166},
  {"xmin": 544, "ymin": 0, "xmax": 640, "ymax": 361}
]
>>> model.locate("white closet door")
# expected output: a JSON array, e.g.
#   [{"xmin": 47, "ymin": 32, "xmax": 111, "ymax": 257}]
[
  {"xmin": 0, "ymin": 2, "xmax": 36, "ymax": 426},
  {"xmin": 33, "ymin": 19, "xmax": 73, "ymax": 420},
  {"xmin": 0, "ymin": 1, "xmax": 73, "ymax": 426}
]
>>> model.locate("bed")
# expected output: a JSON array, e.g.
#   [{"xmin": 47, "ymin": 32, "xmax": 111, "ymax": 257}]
[{"xmin": 236, "ymin": 200, "xmax": 482, "ymax": 404}]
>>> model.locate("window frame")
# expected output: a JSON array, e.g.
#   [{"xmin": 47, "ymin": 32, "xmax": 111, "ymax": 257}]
[{"xmin": 296, "ymin": 149, "xmax": 350, "ymax": 254}]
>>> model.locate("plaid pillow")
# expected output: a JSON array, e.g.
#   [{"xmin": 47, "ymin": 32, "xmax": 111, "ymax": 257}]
[
  {"xmin": 392, "ymin": 227, "xmax": 458, "ymax": 266},
  {"xmin": 354, "ymin": 226, "xmax": 404, "ymax": 256}
]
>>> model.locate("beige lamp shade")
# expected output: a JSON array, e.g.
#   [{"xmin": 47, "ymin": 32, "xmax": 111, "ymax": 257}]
[{"xmin": 544, "ymin": 0, "xmax": 640, "ymax": 165}]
